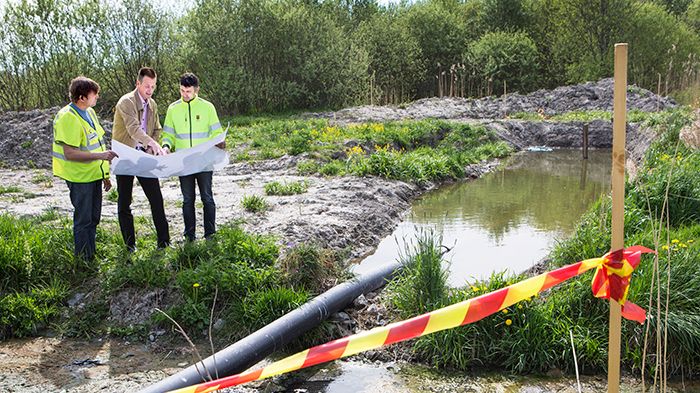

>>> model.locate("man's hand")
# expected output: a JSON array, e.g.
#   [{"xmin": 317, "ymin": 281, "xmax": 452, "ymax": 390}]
[
  {"xmin": 215, "ymin": 141, "xmax": 226, "ymax": 149},
  {"xmin": 101, "ymin": 150, "xmax": 118, "ymax": 163},
  {"xmin": 147, "ymin": 140, "xmax": 166, "ymax": 156},
  {"xmin": 103, "ymin": 178, "xmax": 112, "ymax": 192}
]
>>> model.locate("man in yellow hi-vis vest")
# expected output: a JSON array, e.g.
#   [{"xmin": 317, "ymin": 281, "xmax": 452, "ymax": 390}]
[
  {"xmin": 52, "ymin": 76, "xmax": 118, "ymax": 260},
  {"xmin": 162, "ymin": 73, "xmax": 224, "ymax": 241}
]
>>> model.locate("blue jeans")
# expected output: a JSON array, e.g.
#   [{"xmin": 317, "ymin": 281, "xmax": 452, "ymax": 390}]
[
  {"xmin": 66, "ymin": 180, "xmax": 102, "ymax": 260},
  {"xmin": 179, "ymin": 171, "xmax": 215, "ymax": 241}
]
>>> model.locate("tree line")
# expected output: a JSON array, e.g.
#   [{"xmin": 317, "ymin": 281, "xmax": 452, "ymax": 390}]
[{"xmin": 1, "ymin": 0, "xmax": 699, "ymax": 115}]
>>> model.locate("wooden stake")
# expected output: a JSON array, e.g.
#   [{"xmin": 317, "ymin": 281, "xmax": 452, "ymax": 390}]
[
  {"xmin": 583, "ymin": 123, "xmax": 589, "ymax": 159},
  {"xmin": 609, "ymin": 42, "xmax": 628, "ymax": 393}
]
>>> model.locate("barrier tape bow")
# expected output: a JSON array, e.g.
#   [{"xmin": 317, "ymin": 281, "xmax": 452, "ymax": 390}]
[{"xmin": 167, "ymin": 245, "xmax": 655, "ymax": 393}]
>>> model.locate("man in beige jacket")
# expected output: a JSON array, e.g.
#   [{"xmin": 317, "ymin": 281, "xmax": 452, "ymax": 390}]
[{"xmin": 112, "ymin": 67, "xmax": 169, "ymax": 251}]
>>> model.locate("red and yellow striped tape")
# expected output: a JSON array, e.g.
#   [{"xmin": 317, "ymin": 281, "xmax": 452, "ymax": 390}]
[{"xmin": 167, "ymin": 245, "xmax": 655, "ymax": 393}]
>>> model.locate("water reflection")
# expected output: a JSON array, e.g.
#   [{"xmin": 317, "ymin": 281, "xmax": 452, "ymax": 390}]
[{"xmin": 353, "ymin": 149, "xmax": 611, "ymax": 287}]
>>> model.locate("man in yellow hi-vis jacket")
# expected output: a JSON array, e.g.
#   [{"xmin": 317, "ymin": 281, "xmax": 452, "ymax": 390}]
[
  {"xmin": 162, "ymin": 73, "xmax": 224, "ymax": 241},
  {"xmin": 52, "ymin": 76, "xmax": 118, "ymax": 260}
]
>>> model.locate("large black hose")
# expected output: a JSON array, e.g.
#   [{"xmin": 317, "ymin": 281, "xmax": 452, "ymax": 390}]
[{"xmin": 140, "ymin": 259, "xmax": 403, "ymax": 393}]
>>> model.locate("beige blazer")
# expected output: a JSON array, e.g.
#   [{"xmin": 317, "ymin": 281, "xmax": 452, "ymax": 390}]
[{"xmin": 112, "ymin": 89, "xmax": 162, "ymax": 148}]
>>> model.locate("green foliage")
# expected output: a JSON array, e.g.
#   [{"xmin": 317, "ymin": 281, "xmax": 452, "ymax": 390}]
[
  {"xmin": 626, "ymin": 2, "xmax": 700, "ymax": 90},
  {"xmin": 297, "ymin": 159, "xmax": 320, "ymax": 175},
  {"xmin": 356, "ymin": 11, "xmax": 425, "ymax": 104},
  {"xmin": 105, "ymin": 251, "xmax": 171, "ymax": 291},
  {"xmin": 480, "ymin": 0, "xmax": 531, "ymax": 33},
  {"xmin": 31, "ymin": 172, "xmax": 53, "ymax": 187},
  {"xmin": 468, "ymin": 30, "xmax": 540, "ymax": 94},
  {"xmin": 106, "ymin": 189, "xmax": 118, "ymax": 203},
  {"xmin": 0, "ymin": 186, "xmax": 22, "ymax": 194},
  {"xmin": 1, "ymin": 0, "xmax": 699, "ymax": 113},
  {"xmin": 0, "ymin": 215, "xmax": 79, "ymax": 293},
  {"xmin": 687, "ymin": 0, "xmax": 700, "ymax": 33},
  {"xmin": 235, "ymin": 119, "xmax": 509, "ymax": 184},
  {"xmin": 404, "ymin": 0, "xmax": 468, "ymax": 95},
  {"xmin": 389, "ymin": 230, "xmax": 448, "ymax": 317},
  {"xmin": 59, "ymin": 301, "xmax": 110, "ymax": 338},
  {"xmin": 0, "ymin": 0, "xmax": 180, "ymax": 111},
  {"xmin": 241, "ymin": 194, "xmax": 269, "ymax": 213},
  {"xmin": 264, "ymin": 180, "xmax": 309, "ymax": 196},
  {"xmin": 188, "ymin": 0, "xmax": 367, "ymax": 113},
  {"xmin": 279, "ymin": 243, "xmax": 342, "ymax": 292},
  {"xmin": 0, "ymin": 283, "xmax": 67, "ymax": 338},
  {"xmin": 236, "ymin": 287, "xmax": 310, "ymax": 333},
  {"xmin": 629, "ymin": 110, "xmax": 699, "ymax": 226}
]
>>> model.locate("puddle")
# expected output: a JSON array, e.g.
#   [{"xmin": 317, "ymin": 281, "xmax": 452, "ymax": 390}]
[{"xmin": 353, "ymin": 149, "xmax": 612, "ymax": 286}]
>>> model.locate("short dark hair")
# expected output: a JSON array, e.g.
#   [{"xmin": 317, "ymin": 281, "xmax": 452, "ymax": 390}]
[
  {"xmin": 180, "ymin": 72, "xmax": 199, "ymax": 88},
  {"xmin": 138, "ymin": 67, "xmax": 157, "ymax": 82},
  {"xmin": 69, "ymin": 76, "xmax": 100, "ymax": 103}
]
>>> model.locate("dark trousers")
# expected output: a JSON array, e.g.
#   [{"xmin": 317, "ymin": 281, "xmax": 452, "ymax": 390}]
[
  {"xmin": 179, "ymin": 171, "xmax": 215, "ymax": 241},
  {"xmin": 117, "ymin": 175, "xmax": 170, "ymax": 249},
  {"xmin": 66, "ymin": 180, "xmax": 102, "ymax": 261}
]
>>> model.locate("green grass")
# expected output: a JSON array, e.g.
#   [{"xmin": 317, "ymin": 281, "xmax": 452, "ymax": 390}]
[
  {"xmin": 230, "ymin": 119, "xmax": 512, "ymax": 184},
  {"xmin": 105, "ymin": 189, "xmax": 118, "ymax": 203},
  {"xmin": 31, "ymin": 172, "xmax": 53, "ymax": 186},
  {"xmin": 508, "ymin": 108, "xmax": 690, "ymax": 126},
  {"xmin": 264, "ymin": 180, "xmax": 309, "ymax": 196},
  {"xmin": 279, "ymin": 243, "xmax": 343, "ymax": 292},
  {"xmin": 0, "ymin": 186, "xmax": 22, "ymax": 194},
  {"xmin": 241, "ymin": 194, "xmax": 269, "ymax": 213},
  {"xmin": 0, "ymin": 215, "xmax": 337, "ymax": 344}
]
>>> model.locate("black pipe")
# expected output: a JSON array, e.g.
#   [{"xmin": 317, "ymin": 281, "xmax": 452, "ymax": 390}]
[{"xmin": 140, "ymin": 259, "xmax": 403, "ymax": 393}]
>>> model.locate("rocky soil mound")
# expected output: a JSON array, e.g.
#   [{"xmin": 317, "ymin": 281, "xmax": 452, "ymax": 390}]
[
  {"xmin": 0, "ymin": 107, "xmax": 112, "ymax": 169},
  {"xmin": 311, "ymin": 78, "xmax": 676, "ymax": 123},
  {"xmin": 0, "ymin": 78, "xmax": 675, "ymax": 170}
]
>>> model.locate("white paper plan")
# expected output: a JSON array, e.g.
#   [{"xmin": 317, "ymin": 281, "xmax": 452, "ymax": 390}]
[{"xmin": 111, "ymin": 132, "xmax": 229, "ymax": 178}]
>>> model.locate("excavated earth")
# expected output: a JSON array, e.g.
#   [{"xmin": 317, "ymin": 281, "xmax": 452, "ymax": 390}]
[{"xmin": 0, "ymin": 79, "xmax": 684, "ymax": 392}]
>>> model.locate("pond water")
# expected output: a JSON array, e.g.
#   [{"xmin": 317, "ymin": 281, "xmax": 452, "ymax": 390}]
[{"xmin": 352, "ymin": 149, "xmax": 612, "ymax": 287}]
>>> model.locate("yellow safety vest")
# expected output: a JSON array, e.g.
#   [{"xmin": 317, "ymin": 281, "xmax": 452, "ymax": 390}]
[
  {"xmin": 162, "ymin": 95, "xmax": 222, "ymax": 152},
  {"xmin": 52, "ymin": 105, "xmax": 109, "ymax": 183}
]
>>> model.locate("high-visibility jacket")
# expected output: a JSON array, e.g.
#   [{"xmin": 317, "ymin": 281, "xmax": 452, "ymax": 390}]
[
  {"xmin": 161, "ymin": 95, "xmax": 222, "ymax": 152},
  {"xmin": 52, "ymin": 105, "xmax": 110, "ymax": 183}
]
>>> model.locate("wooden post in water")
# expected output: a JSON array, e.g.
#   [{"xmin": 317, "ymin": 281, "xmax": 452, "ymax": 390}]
[
  {"xmin": 608, "ymin": 43, "xmax": 628, "ymax": 393},
  {"xmin": 582, "ymin": 123, "xmax": 589, "ymax": 159}
]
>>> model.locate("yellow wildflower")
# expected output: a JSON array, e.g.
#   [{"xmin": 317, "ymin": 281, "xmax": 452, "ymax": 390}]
[
  {"xmin": 688, "ymin": 239, "xmax": 694, "ymax": 244},
  {"xmin": 680, "ymin": 243, "xmax": 688, "ymax": 248},
  {"xmin": 661, "ymin": 245, "xmax": 669, "ymax": 251},
  {"xmin": 193, "ymin": 283, "xmax": 200, "ymax": 288},
  {"xmin": 505, "ymin": 319, "xmax": 513, "ymax": 326},
  {"xmin": 672, "ymin": 239, "xmax": 680, "ymax": 244},
  {"xmin": 502, "ymin": 309, "xmax": 509, "ymax": 314},
  {"xmin": 517, "ymin": 304, "xmax": 523, "ymax": 310},
  {"xmin": 471, "ymin": 286, "xmax": 479, "ymax": 292}
]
